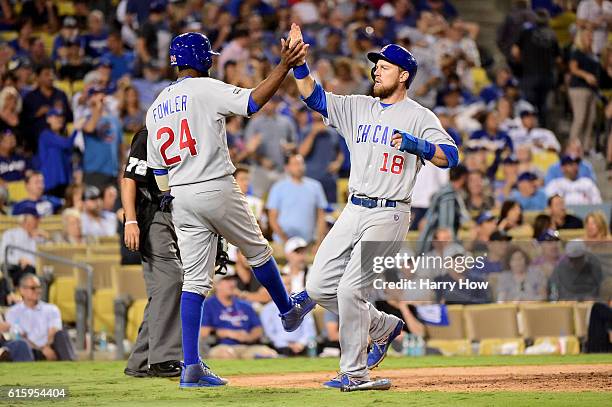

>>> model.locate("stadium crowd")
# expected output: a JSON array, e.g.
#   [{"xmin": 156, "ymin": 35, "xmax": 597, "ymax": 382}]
[{"xmin": 0, "ymin": 0, "xmax": 611, "ymax": 362}]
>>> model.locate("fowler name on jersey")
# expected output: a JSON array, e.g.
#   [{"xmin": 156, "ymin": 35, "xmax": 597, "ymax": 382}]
[{"xmin": 151, "ymin": 94, "xmax": 189, "ymax": 122}]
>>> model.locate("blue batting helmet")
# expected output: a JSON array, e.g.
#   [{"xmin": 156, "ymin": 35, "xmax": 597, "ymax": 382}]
[
  {"xmin": 169, "ymin": 32, "xmax": 219, "ymax": 73},
  {"xmin": 367, "ymin": 44, "xmax": 418, "ymax": 89}
]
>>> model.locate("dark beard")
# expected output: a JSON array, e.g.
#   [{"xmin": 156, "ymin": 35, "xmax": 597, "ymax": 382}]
[{"xmin": 372, "ymin": 82, "xmax": 400, "ymax": 99}]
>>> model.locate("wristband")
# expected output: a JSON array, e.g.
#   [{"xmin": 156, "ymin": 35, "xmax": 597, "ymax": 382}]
[
  {"xmin": 293, "ymin": 62, "xmax": 310, "ymax": 79},
  {"xmin": 125, "ymin": 220, "xmax": 138, "ymax": 225}
]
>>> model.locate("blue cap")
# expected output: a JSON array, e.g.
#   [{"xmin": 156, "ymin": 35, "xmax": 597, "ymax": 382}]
[
  {"xmin": 476, "ymin": 211, "xmax": 496, "ymax": 225},
  {"xmin": 502, "ymin": 155, "xmax": 519, "ymax": 164},
  {"xmin": 560, "ymin": 154, "xmax": 580, "ymax": 166},
  {"xmin": 517, "ymin": 171, "xmax": 538, "ymax": 182},
  {"xmin": 97, "ymin": 57, "xmax": 112, "ymax": 68},
  {"xmin": 87, "ymin": 86, "xmax": 106, "ymax": 97},
  {"xmin": 46, "ymin": 108, "xmax": 63, "ymax": 118},
  {"xmin": 13, "ymin": 202, "xmax": 40, "ymax": 217},
  {"xmin": 150, "ymin": 0, "xmax": 167, "ymax": 12},
  {"xmin": 537, "ymin": 229, "xmax": 560, "ymax": 242}
]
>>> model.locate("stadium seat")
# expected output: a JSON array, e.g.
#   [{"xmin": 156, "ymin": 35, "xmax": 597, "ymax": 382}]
[
  {"xmin": 531, "ymin": 151, "xmax": 560, "ymax": 173},
  {"xmin": 97, "ymin": 235, "xmax": 120, "ymax": 245},
  {"xmin": 88, "ymin": 244, "xmax": 120, "ymax": 257},
  {"xmin": 426, "ymin": 305, "xmax": 465, "ymax": 340},
  {"xmin": 558, "ymin": 229, "xmax": 585, "ymax": 241},
  {"xmin": 470, "ymin": 67, "xmax": 490, "ymax": 94},
  {"xmin": 57, "ymin": 1, "xmax": 75, "ymax": 16},
  {"xmin": 464, "ymin": 303, "xmax": 519, "ymax": 340},
  {"xmin": 54, "ymin": 80, "xmax": 73, "ymax": 98},
  {"xmin": 48, "ymin": 275, "xmax": 77, "ymax": 323},
  {"xmin": 519, "ymin": 302, "xmax": 575, "ymax": 338},
  {"xmin": 336, "ymin": 178, "xmax": 349, "ymax": 205},
  {"xmin": 126, "ymin": 299, "xmax": 147, "ymax": 343},
  {"xmin": 6, "ymin": 181, "xmax": 28, "ymax": 202},
  {"xmin": 0, "ymin": 31, "xmax": 17, "ymax": 42},
  {"xmin": 37, "ymin": 244, "xmax": 88, "ymax": 277}
]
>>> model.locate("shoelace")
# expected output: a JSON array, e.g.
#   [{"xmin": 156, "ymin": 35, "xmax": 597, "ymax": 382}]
[{"xmin": 199, "ymin": 360, "xmax": 221, "ymax": 379}]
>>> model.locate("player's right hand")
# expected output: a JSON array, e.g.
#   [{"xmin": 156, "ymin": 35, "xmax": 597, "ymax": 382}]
[
  {"xmin": 125, "ymin": 223, "xmax": 140, "ymax": 252},
  {"xmin": 280, "ymin": 38, "xmax": 309, "ymax": 69}
]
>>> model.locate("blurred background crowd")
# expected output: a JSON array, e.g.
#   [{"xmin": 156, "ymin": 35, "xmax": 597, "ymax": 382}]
[{"xmin": 0, "ymin": 0, "xmax": 611, "ymax": 362}]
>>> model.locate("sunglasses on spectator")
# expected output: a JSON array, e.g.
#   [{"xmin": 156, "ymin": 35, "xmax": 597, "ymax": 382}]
[{"xmin": 23, "ymin": 285, "xmax": 42, "ymax": 291}]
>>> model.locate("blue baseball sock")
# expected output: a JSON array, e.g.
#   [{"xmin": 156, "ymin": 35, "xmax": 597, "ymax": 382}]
[
  {"xmin": 252, "ymin": 257, "xmax": 292, "ymax": 314},
  {"xmin": 180, "ymin": 291, "xmax": 205, "ymax": 366}
]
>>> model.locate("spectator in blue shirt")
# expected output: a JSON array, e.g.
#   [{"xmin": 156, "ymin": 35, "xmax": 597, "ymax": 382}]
[
  {"xmin": 20, "ymin": 64, "xmax": 72, "ymax": 155},
  {"xmin": 200, "ymin": 275, "xmax": 277, "ymax": 360},
  {"xmin": 469, "ymin": 110, "xmax": 514, "ymax": 154},
  {"xmin": 82, "ymin": 10, "xmax": 108, "ymax": 60},
  {"xmin": 37, "ymin": 109, "xmax": 76, "ymax": 198},
  {"xmin": 510, "ymin": 171, "xmax": 547, "ymax": 211},
  {"xmin": 545, "ymin": 139, "xmax": 596, "ymax": 185},
  {"xmin": 297, "ymin": 112, "xmax": 344, "ymax": 205},
  {"xmin": 480, "ymin": 67, "xmax": 513, "ymax": 104},
  {"xmin": 0, "ymin": 130, "xmax": 30, "ymax": 184},
  {"xmin": 266, "ymin": 153, "xmax": 328, "ymax": 245},
  {"xmin": 102, "ymin": 31, "xmax": 135, "ymax": 85},
  {"xmin": 79, "ymin": 87, "xmax": 124, "ymax": 189},
  {"xmin": 12, "ymin": 171, "xmax": 62, "ymax": 217},
  {"xmin": 52, "ymin": 16, "xmax": 82, "ymax": 61},
  {"xmin": 8, "ymin": 18, "xmax": 34, "ymax": 59}
]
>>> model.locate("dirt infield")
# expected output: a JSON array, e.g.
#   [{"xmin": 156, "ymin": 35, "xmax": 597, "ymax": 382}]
[{"xmin": 228, "ymin": 364, "xmax": 612, "ymax": 392}]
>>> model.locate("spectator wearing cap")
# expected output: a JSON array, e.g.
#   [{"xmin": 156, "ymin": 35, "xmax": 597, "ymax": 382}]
[
  {"xmin": 78, "ymin": 86, "xmax": 124, "ymax": 188},
  {"xmin": 12, "ymin": 171, "xmax": 62, "ymax": 216},
  {"xmin": 497, "ymin": 247, "xmax": 546, "ymax": 302},
  {"xmin": 297, "ymin": 113, "xmax": 344, "ymax": 205},
  {"xmin": 545, "ymin": 155, "xmax": 602, "ymax": 205},
  {"xmin": 2, "ymin": 274, "xmax": 76, "ymax": 361},
  {"xmin": 501, "ymin": 78, "xmax": 536, "ymax": 118},
  {"xmin": 545, "ymin": 139, "xmax": 596, "ymax": 184},
  {"xmin": 549, "ymin": 240, "xmax": 603, "ymax": 301},
  {"xmin": 531, "ymin": 226, "xmax": 562, "ymax": 279},
  {"xmin": 1, "ymin": 204, "xmax": 46, "ymax": 287},
  {"xmin": 81, "ymin": 185, "xmax": 117, "ymax": 238},
  {"xmin": 266, "ymin": 153, "xmax": 328, "ymax": 245},
  {"xmin": 200, "ymin": 275, "xmax": 277, "ymax": 360},
  {"xmin": 20, "ymin": 64, "xmax": 72, "ymax": 154},
  {"xmin": 136, "ymin": 2, "xmax": 171, "ymax": 71},
  {"xmin": 568, "ymin": 28, "xmax": 600, "ymax": 153},
  {"xmin": 37, "ymin": 109, "xmax": 76, "ymax": 198},
  {"xmin": 313, "ymin": 27, "xmax": 347, "ymax": 62},
  {"xmin": 510, "ymin": 8, "xmax": 559, "ymax": 127},
  {"xmin": 102, "ymin": 31, "xmax": 136, "ymax": 85},
  {"xmin": 547, "ymin": 194, "xmax": 584, "ymax": 230},
  {"xmin": 494, "ymin": 155, "xmax": 519, "ymax": 203},
  {"xmin": 508, "ymin": 109, "xmax": 561, "ymax": 152},
  {"xmin": 52, "ymin": 15, "xmax": 82, "ymax": 61},
  {"xmin": 7, "ymin": 56, "xmax": 34, "ymax": 98},
  {"xmin": 82, "ymin": 10, "xmax": 109, "ymax": 60},
  {"xmin": 260, "ymin": 273, "xmax": 316, "ymax": 357},
  {"xmin": 0, "ymin": 130, "xmax": 30, "ymax": 187},
  {"xmin": 469, "ymin": 211, "xmax": 499, "ymax": 254},
  {"xmin": 480, "ymin": 67, "xmax": 513, "ymax": 105},
  {"xmin": 510, "ymin": 172, "xmax": 547, "ymax": 211},
  {"xmin": 0, "ymin": 86, "xmax": 22, "ymax": 135},
  {"xmin": 498, "ymin": 200, "xmax": 533, "ymax": 236},
  {"xmin": 282, "ymin": 237, "xmax": 309, "ymax": 293}
]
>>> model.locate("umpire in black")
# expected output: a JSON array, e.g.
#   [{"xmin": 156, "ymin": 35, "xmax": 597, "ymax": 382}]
[{"xmin": 121, "ymin": 127, "xmax": 182, "ymax": 377}]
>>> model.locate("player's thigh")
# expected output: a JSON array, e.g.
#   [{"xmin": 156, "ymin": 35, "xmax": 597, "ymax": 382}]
[
  {"xmin": 339, "ymin": 208, "xmax": 411, "ymax": 295},
  {"xmin": 210, "ymin": 181, "xmax": 271, "ymax": 266},
  {"xmin": 306, "ymin": 206, "xmax": 357, "ymax": 297}
]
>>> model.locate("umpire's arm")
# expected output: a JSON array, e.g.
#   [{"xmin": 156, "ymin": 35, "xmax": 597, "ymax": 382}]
[{"xmin": 121, "ymin": 177, "xmax": 139, "ymax": 251}]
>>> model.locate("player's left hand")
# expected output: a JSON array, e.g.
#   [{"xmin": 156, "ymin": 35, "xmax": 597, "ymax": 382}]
[
  {"xmin": 280, "ymin": 38, "xmax": 309, "ymax": 69},
  {"xmin": 391, "ymin": 130, "xmax": 418, "ymax": 152}
]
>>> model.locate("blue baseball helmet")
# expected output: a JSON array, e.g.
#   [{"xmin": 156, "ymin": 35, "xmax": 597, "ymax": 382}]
[
  {"xmin": 169, "ymin": 32, "xmax": 219, "ymax": 73},
  {"xmin": 367, "ymin": 44, "xmax": 418, "ymax": 89}
]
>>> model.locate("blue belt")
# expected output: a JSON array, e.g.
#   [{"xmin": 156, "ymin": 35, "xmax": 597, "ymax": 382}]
[{"xmin": 351, "ymin": 195, "xmax": 397, "ymax": 208}]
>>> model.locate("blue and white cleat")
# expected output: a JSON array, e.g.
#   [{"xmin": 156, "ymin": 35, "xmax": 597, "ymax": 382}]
[
  {"xmin": 367, "ymin": 320, "xmax": 404, "ymax": 370},
  {"xmin": 323, "ymin": 373, "xmax": 343, "ymax": 389},
  {"xmin": 179, "ymin": 359, "xmax": 228, "ymax": 388},
  {"xmin": 280, "ymin": 290, "xmax": 316, "ymax": 332},
  {"xmin": 334, "ymin": 374, "xmax": 392, "ymax": 392}
]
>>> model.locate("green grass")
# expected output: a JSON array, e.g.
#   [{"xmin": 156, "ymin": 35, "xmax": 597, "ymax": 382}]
[{"xmin": 0, "ymin": 355, "xmax": 610, "ymax": 406}]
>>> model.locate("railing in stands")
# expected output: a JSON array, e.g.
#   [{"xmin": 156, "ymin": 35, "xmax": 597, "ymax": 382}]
[{"xmin": 2, "ymin": 244, "xmax": 95, "ymax": 360}]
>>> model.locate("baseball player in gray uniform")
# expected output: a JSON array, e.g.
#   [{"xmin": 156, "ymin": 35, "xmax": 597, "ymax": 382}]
[
  {"xmin": 146, "ymin": 33, "xmax": 315, "ymax": 388},
  {"xmin": 289, "ymin": 25, "xmax": 459, "ymax": 391}
]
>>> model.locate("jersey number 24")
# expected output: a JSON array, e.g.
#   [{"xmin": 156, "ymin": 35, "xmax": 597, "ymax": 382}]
[{"xmin": 157, "ymin": 118, "xmax": 198, "ymax": 165}]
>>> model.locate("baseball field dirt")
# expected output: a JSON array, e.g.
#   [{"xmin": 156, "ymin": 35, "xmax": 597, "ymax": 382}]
[{"xmin": 1, "ymin": 355, "xmax": 610, "ymax": 406}]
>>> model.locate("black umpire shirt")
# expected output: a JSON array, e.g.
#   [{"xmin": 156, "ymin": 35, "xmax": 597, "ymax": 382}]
[{"xmin": 123, "ymin": 127, "xmax": 163, "ymax": 244}]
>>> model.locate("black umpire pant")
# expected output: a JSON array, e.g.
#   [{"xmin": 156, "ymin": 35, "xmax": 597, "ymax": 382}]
[{"xmin": 126, "ymin": 211, "xmax": 183, "ymax": 370}]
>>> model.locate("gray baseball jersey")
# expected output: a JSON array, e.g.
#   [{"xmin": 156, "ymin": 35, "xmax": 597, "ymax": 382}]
[
  {"xmin": 146, "ymin": 77, "xmax": 251, "ymax": 186},
  {"xmin": 324, "ymin": 93, "xmax": 456, "ymax": 202}
]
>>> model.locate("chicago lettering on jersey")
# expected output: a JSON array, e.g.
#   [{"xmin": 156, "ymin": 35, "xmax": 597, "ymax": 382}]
[
  {"xmin": 355, "ymin": 124, "xmax": 400, "ymax": 146},
  {"xmin": 152, "ymin": 94, "xmax": 189, "ymax": 122}
]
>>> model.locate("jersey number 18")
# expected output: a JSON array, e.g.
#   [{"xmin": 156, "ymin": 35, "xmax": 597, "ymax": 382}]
[
  {"xmin": 379, "ymin": 152, "xmax": 405, "ymax": 174},
  {"xmin": 156, "ymin": 118, "xmax": 198, "ymax": 165}
]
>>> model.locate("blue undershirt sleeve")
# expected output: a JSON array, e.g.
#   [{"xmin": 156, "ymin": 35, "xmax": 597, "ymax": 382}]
[
  {"xmin": 302, "ymin": 82, "xmax": 328, "ymax": 118},
  {"xmin": 439, "ymin": 144, "xmax": 459, "ymax": 168}
]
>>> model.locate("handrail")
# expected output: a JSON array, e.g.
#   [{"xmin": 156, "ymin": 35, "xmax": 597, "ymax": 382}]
[{"xmin": 3, "ymin": 244, "xmax": 95, "ymax": 360}]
